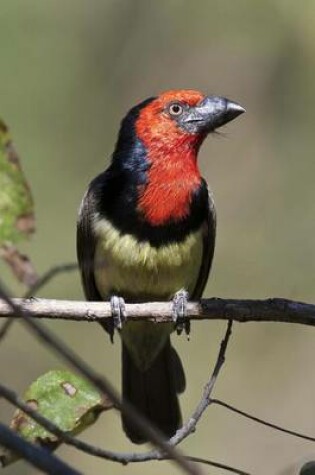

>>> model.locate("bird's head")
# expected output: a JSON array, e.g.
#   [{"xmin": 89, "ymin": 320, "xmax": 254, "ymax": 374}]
[
  {"xmin": 113, "ymin": 90, "xmax": 245, "ymax": 226},
  {"xmin": 135, "ymin": 89, "xmax": 245, "ymax": 153},
  {"xmin": 115, "ymin": 90, "xmax": 245, "ymax": 157}
]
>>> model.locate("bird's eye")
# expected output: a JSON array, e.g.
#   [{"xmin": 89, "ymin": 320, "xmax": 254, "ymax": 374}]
[{"xmin": 168, "ymin": 103, "xmax": 184, "ymax": 117}]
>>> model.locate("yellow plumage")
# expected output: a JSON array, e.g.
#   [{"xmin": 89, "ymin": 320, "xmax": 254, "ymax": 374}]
[
  {"xmin": 93, "ymin": 215, "xmax": 204, "ymax": 368},
  {"xmin": 93, "ymin": 215, "xmax": 203, "ymax": 300}
]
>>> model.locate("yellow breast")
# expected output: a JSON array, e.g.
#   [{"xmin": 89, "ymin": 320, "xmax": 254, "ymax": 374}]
[{"xmin": 93, "ymin": 216, "xmax": 203, "ymax": 301}]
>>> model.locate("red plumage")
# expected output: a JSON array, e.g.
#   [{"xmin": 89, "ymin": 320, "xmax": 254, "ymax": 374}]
[{"xmin": 136, "ymin": 90, "xmax": 207, "ymax": 225}]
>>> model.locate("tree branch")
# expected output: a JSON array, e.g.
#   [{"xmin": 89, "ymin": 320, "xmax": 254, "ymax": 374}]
[
  {"xmin": 0, "ymin": 297, "xmax": 314, "ymax": 326},
  {"xmin": 0, "ymin": 324, "xmax": 249, "ymax": 475},
  {"xmin": 0, "ymin": 282, "xmax": 201, "ymax": 475},
  {"xmin": 0, "ymin": 423, "xmax": 81, "ymax": 475}
]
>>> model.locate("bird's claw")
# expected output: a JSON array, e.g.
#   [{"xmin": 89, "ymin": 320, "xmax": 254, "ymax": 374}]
[
  {"xmin": 172, "ymin": 290, "xmax": 190, "ymax": 338},
  {"xmin": 109, "ymin": 295, "xmax": 126, "ymax": 343}
]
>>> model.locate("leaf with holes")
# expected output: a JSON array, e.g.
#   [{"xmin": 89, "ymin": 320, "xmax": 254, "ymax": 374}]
[{"xmin": 0, "ymin": 369, "xmax": 113, "ymax": 467}]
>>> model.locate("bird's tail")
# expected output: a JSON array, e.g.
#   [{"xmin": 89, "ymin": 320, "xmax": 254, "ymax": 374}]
[{"xmin": 122, "ymin": 337, "xmax": 185, "ymax": 444}]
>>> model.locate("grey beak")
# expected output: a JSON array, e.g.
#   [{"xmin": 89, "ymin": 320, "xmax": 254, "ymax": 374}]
[{"xmin": 182, "ymin": 96, "xmax": 245, "ymax": 133}]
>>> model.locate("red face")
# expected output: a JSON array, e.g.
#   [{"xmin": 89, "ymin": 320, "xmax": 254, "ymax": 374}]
[
  {"xmin": 136, "ymin": 90, "xmax": 207, "ymax": 153},
  {"xmin": 135, "ymin": 90, "xmax": 206, "ymax": 226}
]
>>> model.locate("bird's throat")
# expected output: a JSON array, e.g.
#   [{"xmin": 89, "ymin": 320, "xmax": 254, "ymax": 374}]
[{"xmin": 137, "ymin": 148, "xmax": 201, "ymax": 226}]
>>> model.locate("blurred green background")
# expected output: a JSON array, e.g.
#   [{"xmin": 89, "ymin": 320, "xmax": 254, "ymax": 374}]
[{"xmin": 1, "ymin": 1, "xmax": 315, "ymax": 474}]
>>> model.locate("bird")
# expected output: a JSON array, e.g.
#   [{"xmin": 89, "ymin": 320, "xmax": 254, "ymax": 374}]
[{"xmin": 76, "ymin": 89, "xmax": 244, "ymax": 443}]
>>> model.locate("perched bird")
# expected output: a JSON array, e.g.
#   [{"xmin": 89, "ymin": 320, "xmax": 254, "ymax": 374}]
[{"xmin": 77, "ymin": 89, "xmax": 244, "ymax": 443}]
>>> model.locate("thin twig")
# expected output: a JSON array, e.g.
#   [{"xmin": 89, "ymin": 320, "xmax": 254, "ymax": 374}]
[
  {"xmin": 24, "ymin": 262, "xmax": 78, "ymax": 298},
  {"xmin": 0, "ymin": 281, "xmax": 201, "ymax": 475},
  {"xmin": 170, "ymin": 320, "xmax": 233, "ymax": 445},
  {"xmin": 0, "ymin": 297, "xmax": 314, "ymax": 326},
  {"xmin": 185, "ymin": 456, "xmax": 251, "ymax": 475},
  {"xmin": 0, "ymin": 262, "xmax": 78, "ymax": 341},
  {"xmin": 117, "ymin": 321, "xmax": 233, "ymax": 463},
  {"xmin": 211, "ymin": 399, "xmax": 315, "ymax": 443},
  {"xmin": 0, "ymin": 423, "xmax": 81, "ymax": 475}
]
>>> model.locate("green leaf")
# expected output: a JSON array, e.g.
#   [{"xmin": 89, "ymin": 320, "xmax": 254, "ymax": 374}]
[
  {"xmin": 0, "ymin": 119, "xmax": 35, "ymax": 245},
  {"xmin": 0, "ymin": 369, "xmax": 112, "ymax": 467},
  {"xmin": 0, "ymin": 119, "xmax": 37, "ymax": 286}
]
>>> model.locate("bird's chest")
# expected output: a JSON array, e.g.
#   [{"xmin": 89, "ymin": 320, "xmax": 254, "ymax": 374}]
[{"xmin": 93, "ymin": 217, "xmax": 203, "ymax": 300}]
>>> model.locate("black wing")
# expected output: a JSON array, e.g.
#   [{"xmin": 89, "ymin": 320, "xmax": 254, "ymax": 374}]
[
  {"xmin": 191, "ymin": 186, "xmax": 216, "ymax": 300},
  {"xmin": 76, "ymin": 175, "xmax": 103, "ymax": 302}
]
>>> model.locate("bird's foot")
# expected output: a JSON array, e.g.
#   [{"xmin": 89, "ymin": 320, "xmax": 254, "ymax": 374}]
[
  {"xmin": 172, "ymin": 289, "xmax": 190, "ymax": 338},
  {"xmin": 109, "ymin": 295, "xmax": 126, "ymax": 343}
]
